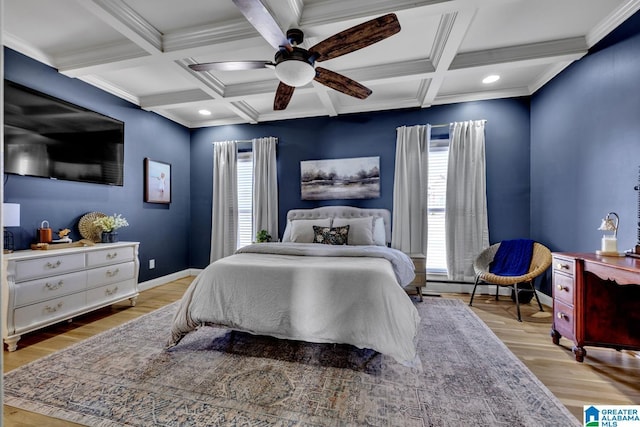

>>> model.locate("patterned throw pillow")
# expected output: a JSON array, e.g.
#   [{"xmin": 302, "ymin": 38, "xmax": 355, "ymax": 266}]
[{"xmin": 312, "ymin": 225, "xmax": 349, "ymax": 245}]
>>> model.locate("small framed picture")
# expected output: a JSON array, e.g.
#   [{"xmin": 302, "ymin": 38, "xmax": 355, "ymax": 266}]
[{"xmin": 144, "ymin": 158, "xmax": 171, "ymax": 204}]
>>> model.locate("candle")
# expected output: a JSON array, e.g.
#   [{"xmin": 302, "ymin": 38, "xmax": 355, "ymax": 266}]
[{"xmin": 601, "ymin": 236, "xmax": 618, "ymax": 253}]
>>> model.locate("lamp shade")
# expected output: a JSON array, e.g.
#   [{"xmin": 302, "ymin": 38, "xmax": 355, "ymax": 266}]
[
  {"xmin": 597, "ymin": 212, "xmax": 619, "ymax": 237},
  {"xmin": 598, "ymin": 218, "xmax": 616, "ymax": 231},
  {"xmin": 3, "ymin": 203, "xmax": 21, "ymax": 227}
]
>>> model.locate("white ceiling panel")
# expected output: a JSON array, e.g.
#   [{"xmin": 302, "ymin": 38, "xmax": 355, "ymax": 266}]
[
  {"xmin": 100, "ymin": 63, "xmax": 198, "ymax": 96},
  {"xmin": 439, "ymin": 64, "xmax": 553, "ymax": 96},
  {"xmin": 4, "ymin": 0, "xmax": 127, "ymax": 57},
  {"xmin": 123, "ymin": 0, "xmax": 237, "ymax": 33},
  {"xmin": 459, "ymin": 0, "xmax": 627, "ymax": 52}
]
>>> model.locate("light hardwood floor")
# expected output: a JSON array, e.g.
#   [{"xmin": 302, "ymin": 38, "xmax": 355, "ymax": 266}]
[{"xmin": 3, "ymin": 277, "xmax": 639, "ymax": 425}]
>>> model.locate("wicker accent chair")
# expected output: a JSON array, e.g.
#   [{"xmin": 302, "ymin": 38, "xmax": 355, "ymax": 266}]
[{"xmin": 469, "ymin": 241, "xmax": 552, "ymax": 322}]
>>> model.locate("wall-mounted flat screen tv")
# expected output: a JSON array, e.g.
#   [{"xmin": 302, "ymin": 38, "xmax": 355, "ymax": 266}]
[{"xmin": 3, "ymin": 80, "xmax": 125, "ymax": 186}]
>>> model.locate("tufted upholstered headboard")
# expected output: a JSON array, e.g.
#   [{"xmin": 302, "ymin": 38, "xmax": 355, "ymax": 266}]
[{"xmin": 285, "ymin": 206, "xmax": 391, "ymax": 244}]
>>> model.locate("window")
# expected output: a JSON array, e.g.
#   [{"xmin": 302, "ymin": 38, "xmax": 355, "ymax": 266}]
[
  {"xmin": 427, "ymin": 137, "xmax": 449, "ymax": 274},
  {"xmin": 236, "ymin": 151, "xmax": 253, "ymax": 249}
]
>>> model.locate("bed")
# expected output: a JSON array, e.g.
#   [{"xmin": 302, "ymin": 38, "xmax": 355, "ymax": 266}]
[{"xmin": 168, "ymin": 206, "xmax": 421, "ymax": 367}]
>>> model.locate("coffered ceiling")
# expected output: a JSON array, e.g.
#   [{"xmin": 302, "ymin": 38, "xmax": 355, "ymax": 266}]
[{"xmin": 4, "ymin": 0, "xmax": 640, "ymax": 127}]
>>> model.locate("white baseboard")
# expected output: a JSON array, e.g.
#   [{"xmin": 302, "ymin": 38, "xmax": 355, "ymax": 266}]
[
  {"xmin": 138, "ymin": 268, "xmax": 202, "ymax": 292},
  {"xmin": 422, "ymin": 282, "xmax": 553, "ymax": 307}
]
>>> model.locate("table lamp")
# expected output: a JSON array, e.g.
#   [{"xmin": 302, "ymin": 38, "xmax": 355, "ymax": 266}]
[
  {"xmin": 597, "ymin": 211, "xmax": 619, "ymax": 255},
  {"xmin": 3, "ymin": 203, "xmax": 21, "ymax": 253}
]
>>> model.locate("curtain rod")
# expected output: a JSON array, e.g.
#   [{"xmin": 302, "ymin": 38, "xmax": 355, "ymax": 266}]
[
  {"xmin": 397, "ymin": 124, "xmax": 448, "ymax": 129},
  {"xmin": 211, "ymin": 137, "xmax": 278, "ymax": 145},
  {"xmin": 400, "ymin": 120, "xmax": 489, "ymax": 129},
  {"xmin": 431, "ymin": 120, "xmax": 488, "ymax": 129},
  {"xmin": 211, "ymin": 140, "xmax": 252, "ymax": 144}
]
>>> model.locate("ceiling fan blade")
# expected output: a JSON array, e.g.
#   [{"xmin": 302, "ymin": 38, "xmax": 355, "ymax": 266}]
[
  {"xmin": 274, "ymin": 82, "xmax": 295, "ymax": 110},
  {"xmin": 314, "ymin": 67, "xmax": 372, "ymax": 99},
  {"xmin": 188, "ymin": 61, "xmax": 273, "ymax": 72},
  {"xmin": 309, "ymin": 13, "xmax": 400, "ymax": 62},
  {"xmin": 233, "ymin": 0, "xmax": 289, "ymax": 50}
]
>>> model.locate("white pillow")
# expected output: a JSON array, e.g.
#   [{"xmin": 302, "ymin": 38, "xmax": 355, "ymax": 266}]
[
  {"xmin": 332, "ymin": 216, "xmax": 374, "ymax": 246},
  {"xmin": 372, "ymin": 217, "xmax": 386, "ymax": 246},
  {"xmin": 287, "ymin": 218, "xmax": 332, "ymax": 243},
  {"xmin": 281, "ymin": 221, "xmax": 294, "ymax": 242}
]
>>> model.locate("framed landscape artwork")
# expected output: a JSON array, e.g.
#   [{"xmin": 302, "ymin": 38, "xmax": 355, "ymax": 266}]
[
  {"xmin": 144, "ymin": 158, "xmax": 171, "ymax": 204},
  {"xmin": 301, "ymin": 156, "xmax": 380, "ymax": 200}
]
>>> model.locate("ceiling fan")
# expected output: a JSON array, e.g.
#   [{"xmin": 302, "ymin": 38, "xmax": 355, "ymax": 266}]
[{"xmin": 189, "ymin": 0, "xmax": 401, "ymax": 110}]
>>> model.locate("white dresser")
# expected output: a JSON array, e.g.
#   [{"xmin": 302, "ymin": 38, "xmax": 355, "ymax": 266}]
[{"xmin": 2, "ymin": 242, "xmax": 140, "ymax": 351}]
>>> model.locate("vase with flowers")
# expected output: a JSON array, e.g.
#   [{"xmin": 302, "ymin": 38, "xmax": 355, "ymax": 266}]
[{"xmin": 93, "ymin": 213, "xmax": 129, "ymax": 243}]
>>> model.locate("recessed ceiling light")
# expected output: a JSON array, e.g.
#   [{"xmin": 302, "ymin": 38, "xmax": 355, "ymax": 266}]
[
  {"xmin": 198, "ymin": 109, "xmax": 212, "ymax": 116},
  {"xmin": 482, "ymin": 75, "xmax": 500, "ymax": 84}
]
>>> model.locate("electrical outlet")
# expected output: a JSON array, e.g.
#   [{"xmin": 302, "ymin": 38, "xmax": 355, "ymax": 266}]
[{"xmin": 149, "ymin": 259, "xmax": 155, "ymax": 269}]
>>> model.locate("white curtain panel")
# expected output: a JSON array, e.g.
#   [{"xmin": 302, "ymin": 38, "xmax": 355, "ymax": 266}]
[
  {"xmin": 210, "ymin": 141, "xmax": 238, "ymax": 263},
  {"xmin": 445, "ymin": 120, "xmax": 489, "ymax": 281},
  {"xmin": 391, "ymin": 125, "xmax": 429, "ymax": 254},
  {"xmin": 252, "ymin": 137, "xmax": 279, "ymax": 239}
]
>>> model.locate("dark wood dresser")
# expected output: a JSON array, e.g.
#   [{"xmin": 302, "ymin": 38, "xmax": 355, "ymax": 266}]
[{"xmin": 551, "ymin": 252, "xmax": 640, "ymax": 362}]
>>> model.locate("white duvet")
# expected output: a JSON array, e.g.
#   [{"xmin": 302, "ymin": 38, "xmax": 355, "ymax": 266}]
[{"xmin": 168, "ymin": 243, "xmax": 421, "ymax": 366}]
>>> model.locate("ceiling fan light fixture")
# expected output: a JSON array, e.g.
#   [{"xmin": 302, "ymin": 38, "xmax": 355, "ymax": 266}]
[{"xmin": 275, "ymin": 60, "xmax": 316, "ymax": 87}]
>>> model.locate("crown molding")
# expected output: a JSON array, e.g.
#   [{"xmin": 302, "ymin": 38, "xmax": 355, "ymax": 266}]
[
  {"xmin": 189, "ymin": 115, "xmax": 251, "ymax": 128},
  {"xmin": 223, "ymin": 79, "xmax": 281, "ymax": 98},
  {"xmin": 81, "ymin": 0, "xmax": 162, "ymax": 53},
  {"xmin": 228, "ymin": 101, "xmax": 260, "ymax": 123},
  {"xmin": 56, "ymin": 42, "xmax": 147, "ymax": 75},
  {"xmin": 422, "ymin": 75, "xmax": 444, "ymax": 107},
  {"xmin": 343, "ymin": 59, "xmax": 435, "ymax": 84},
  {"xmin": 3, "ymin": 33, "xmax": 56, "ymax": 67},
  {"xmin": 336, "ymin": 98, "xmax": 419, "ymax": 115},
  {"xmin": 163, "ymin": 19, "xmax": 258, "ymax": 52},
  {"xmin": 430, "ymin": 12, "xmax": 457, "ymax": 70},
  {"xmin": 300, "ymin": 0, "xmax": 452, "ymax": 27},
  {"xmin": 176, "ymin": 59, "xmax": 226, "ymax": 98},
  {"xmin": 312, "ymin": 84, "xmax": 339, "ymax": 117},
  {"xmin": 587, "ymin": 0, "xmax": 640, "ymax": 47},
  {"xmin": 433, "ymin": 87, "xmax": 529, "ymax": 105},
  {"xmin": 146, "ymin": 108, "xmax": 191, "ymax": 127},
  {"xmin": 450, "ymin": 37, "xmax": 588, "ymax": 70},
  {"xmin": 140, "ymin": 89, "xmax": 211, "ymax": 109},
  {"xmin": 77, "ymin": 75, "xmax": 140, "ymax": 105},
  {"xmin": 528, "ymin": 60, "xmax": 574, "ymax": 95},
  {"xmin": 416, "ymin": 78, "xmax": 432, "ymax": 107}
]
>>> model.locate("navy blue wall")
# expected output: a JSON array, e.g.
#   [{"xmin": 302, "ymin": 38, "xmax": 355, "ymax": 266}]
[
  {"xmin": 4, "ymin": 48, "xmax": 191, "ymax": 282},
  {"xmin": 531, "ymin": 10, "xmax": 640, "ymax": 255},
  {"xmin": 190, "ymin": 98, "xmax": 531, "ymax": 268}
]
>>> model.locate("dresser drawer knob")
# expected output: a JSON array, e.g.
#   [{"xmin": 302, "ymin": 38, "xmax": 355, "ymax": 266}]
[
  {"xmin": 105, "ymin": 286, "xmax": 119, "ymax": 296},
  {"xmin": 556, "ymin": 284, "xmax": 568, "ymax": 292},
  {"xmin": 107, "ymin": 252, "xmax": 118, "ymax": 259},
  {"xmin": 44, "ymin": 302, "xmax": 63, "ymax": 313},
  {"xmin": 45, "ymin": 280, "xmax": 64, "ymax": 291},
  {"xmin": 106, "ymin": 268, "xmax": 120, "ymax": 277},
  {"xmin": 46, "ymin": 260, "xmax": 62, "ymax": 269},
  {"xmin": 557, "ymin": 312, "xmax": 568, "ymax": 320},
  {"xmin": 556, "ymin": 263, "xmax": 570, "ymax": 270}
]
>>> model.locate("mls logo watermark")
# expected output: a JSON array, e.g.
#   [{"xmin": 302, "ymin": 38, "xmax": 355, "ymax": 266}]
[{"xmin": 584, "ymin": 405, "xmax": 640, "ymax": 426}]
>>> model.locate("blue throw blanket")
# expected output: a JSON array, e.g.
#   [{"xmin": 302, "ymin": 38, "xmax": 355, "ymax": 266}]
[{"xmin": 489, "ymin": 239, "xmax": 534, "ymax": 276}]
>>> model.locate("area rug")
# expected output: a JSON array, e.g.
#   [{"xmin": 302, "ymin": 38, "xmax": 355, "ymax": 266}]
[{"xmin": 4, "ymin": 298, "xmax": 579, "ymax": 426}]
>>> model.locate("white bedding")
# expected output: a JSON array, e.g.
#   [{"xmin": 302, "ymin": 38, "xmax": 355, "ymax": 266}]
[{"xmin": 168, "ymin": 243, "xmax": 421, "ymax": 366}]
